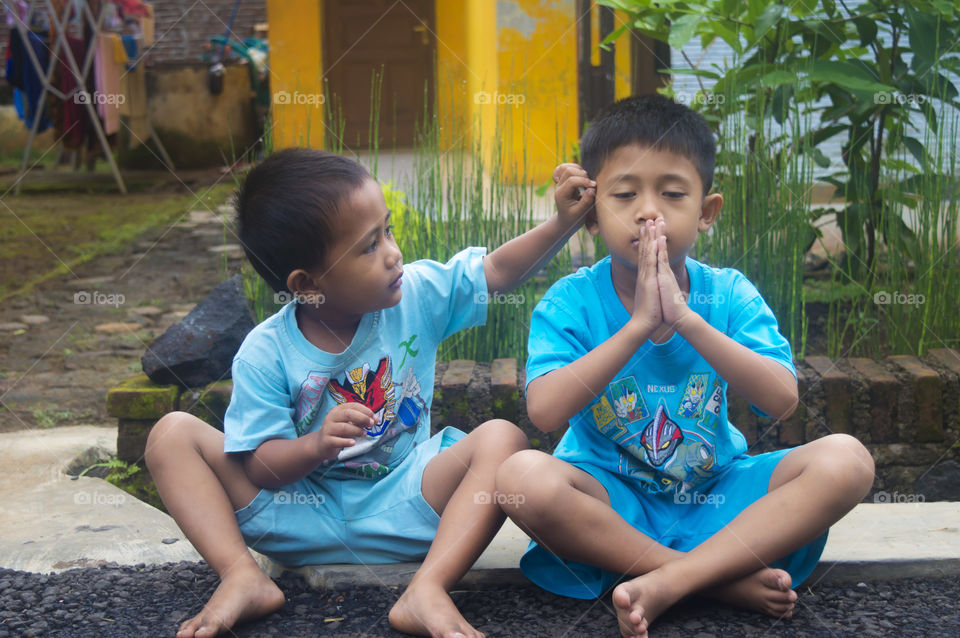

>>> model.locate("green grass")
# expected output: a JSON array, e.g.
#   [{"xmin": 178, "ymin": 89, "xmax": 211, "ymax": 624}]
[{"xmin": 0, "ymin": 182, "xmax": 235, "ymax": 301}]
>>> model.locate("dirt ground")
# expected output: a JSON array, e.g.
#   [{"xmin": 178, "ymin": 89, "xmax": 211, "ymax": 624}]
[{"xmin": 0, "ymin": 170, "xmax": 244, "ymax": 432}]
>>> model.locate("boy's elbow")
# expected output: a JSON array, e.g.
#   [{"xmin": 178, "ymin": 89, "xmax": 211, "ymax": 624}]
[
  {"xmin": 774, "ymin": 387, "xmax": 799, "ymax": 421},
  {"xmin": 526, "ymin": 394, "xmax": 564, "ymax": 433}
]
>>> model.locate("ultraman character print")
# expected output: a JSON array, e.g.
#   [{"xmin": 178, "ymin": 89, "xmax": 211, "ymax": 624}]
[
  {"xmin": 696, "ymin": 377, "xmax": 725, "ymax": 436},
  {"xmin": 677, "ymin": 372, "xmax": 710, "ymax": 419},
  {"xmin": 609, "ymin": 376, "xmax": 650, "ymax": 424},
  {"xmin": 639, "ymin": 403, "xmax": 684, "ymax": 467}
]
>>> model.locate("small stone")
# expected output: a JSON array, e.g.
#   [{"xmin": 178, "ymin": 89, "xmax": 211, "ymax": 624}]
[
  {"xmin": 160, "ymin": 538, "xmax": 179, "ymax": 545},
  {"xmin": 188, "ymin": 210, "xmax": 216, "ymax": 224},
  {"xmin": 128, "ymin": 306, "xmax": 164, "ymax": 318},
  {"xmin": 174, "ymin": 221, "xmax": 198, "ymax": 229},
  {"xmin": 19, "ymin": 314, "xmax": 49, "ymax": 325},
  {"xmin": 68, "ymin": 276, "xmax": 115, "ymax": 288},
  {"xmin": 0, "ymin": 322, "xmax": 28, "ymax": 331},
  {"xmin": 95, "ymin": 322, "xmax": 142, "ymax": 334},
  {"xmin": 207, "ymin": 244, "xmax": 243, "ymax": 255},
  {"xmin": 192, "ymin": 227, "xmax": 224, "ymax": 237}
]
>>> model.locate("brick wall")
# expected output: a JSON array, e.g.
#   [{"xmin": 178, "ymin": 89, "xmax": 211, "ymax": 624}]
[
  {"xmin": 1, "ymin": 0, "xmax": 267, "ymax": 79},
  {"xmin": 107, "ymin": 349, "xmax": 960, "ymax": 500}
]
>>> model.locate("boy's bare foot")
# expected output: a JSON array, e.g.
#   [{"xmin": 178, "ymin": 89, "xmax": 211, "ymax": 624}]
[
  {"xmin": 389, "ymin": 581, "xmax": 484, "ymax": 638},
  {"xmin": 704, "ymin": 567, "xmax": 798, "ymax": 618},
  {"xmin": 176, "ymin": 564, "xmax": 285, "ymax": 638},
  {"xmin": 612, "ymin": 572, "xmax": 680, "ymax": 638}
]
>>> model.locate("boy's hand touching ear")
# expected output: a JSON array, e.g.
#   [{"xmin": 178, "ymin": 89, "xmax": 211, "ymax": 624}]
[
  {"xmin": 553, "ymin": 163, "xmax": 595, "ymax": 227},
  {"xmin": 311, "ymin": 402, "xmax": 375, "ymax": 462}
]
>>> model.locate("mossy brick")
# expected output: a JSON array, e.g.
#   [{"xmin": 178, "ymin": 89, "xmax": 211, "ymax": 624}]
[
  {"xmin": 106, "ymin": 375, "xmax": 180, "ymax": 419},
  {"xmin": 804, "ymin": 356, "xmax": 852, "ymax": 435},
  {"xmin": 117, "ymin": 418, "xmax": 153, "ymax": 464},
  {"xmin": 181, "ymin": 380, "xmax": 233, "ymax": 430},
  {"xmin": 490, "ymin": 358, "xmax": 519, "ymax": 422},
  {"xmin": 848, "ymin": 358, "xmax": 898, "ymax": 443},
  {"xmin": 434, "ymin": 360, "xmax": 475, "ymax": 432},
  {"xmin": 887, "ymin": 355, "xmax": 943, "ymax": 443},
  {"xmin": 779, "ymin": 367, "xmax": 806, "ymax": 446},
  {"xmin": 927, "ymin": 348, "xmax": 960, "ymax": 376},
  {"xmin": 924, "ymin": 348, "xmax": 960, "ymax": 433},
  {"xmin": 726, "ymin": 391, "xmax": 757, "ymax": 445}
]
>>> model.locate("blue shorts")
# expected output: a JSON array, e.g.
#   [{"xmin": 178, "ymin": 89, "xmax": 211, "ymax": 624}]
[
  {"xmin": 520, "ymin": 447, "xmax": 829, "ymax": 599},
  {"xmin": 235, "ymin": 426, "xmax": 464, "ymax": 566}
]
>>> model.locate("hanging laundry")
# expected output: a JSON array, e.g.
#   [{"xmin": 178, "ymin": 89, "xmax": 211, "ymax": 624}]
[
  {"xmin": 94, "ymin": 33, "xmax": 122, "ymax": 135},
  {"xmin": 5, "ymin": 30, "xmax": 52, "ymax": 132},
  {"xmin": 48, "ymin": 34, "xmax": 92, "ymax": 149},
  {"xmin": 121, "ymin": 34, "xmax": 138, "ymax": 69}
]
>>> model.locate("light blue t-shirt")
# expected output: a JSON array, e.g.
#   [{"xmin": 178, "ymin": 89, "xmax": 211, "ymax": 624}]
[
  {"xmin": 224, "ymin": 247, "xmax": 488, "ymax": 480},
  {"xmin": 526, "ymin": 256, "xmax": 796, "ymax": 495}
]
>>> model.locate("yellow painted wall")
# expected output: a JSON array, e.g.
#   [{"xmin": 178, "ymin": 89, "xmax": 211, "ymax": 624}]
[
  {"xmin": 435, "ymin": 0, "xmax": 497, "ymax": 154},
  {"xmin": 494, "ymin": 0, "xmax": 578, "ymax": 182},
  {"xmin": 265, "ymin": 0, "xmax": 325, "ymax": 149},
  {"xmin": 265, "ymin": 0, "xmax": 635, "ymax": 178}
]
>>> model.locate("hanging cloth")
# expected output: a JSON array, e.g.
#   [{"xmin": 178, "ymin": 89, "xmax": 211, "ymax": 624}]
[
  {"xmin": 5, "ymin": 29, "xmax": 51, "ymax": 132},
  {"xmin": 94, "ymin": 33, "xmax": 122, "ymax": 134}
]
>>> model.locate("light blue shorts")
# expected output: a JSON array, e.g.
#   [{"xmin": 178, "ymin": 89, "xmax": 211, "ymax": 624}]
[
  {"xmin": 520, "ymin": 447, "xmax": 829, "ymax": 599},
  {"xmin": 235, "ymin": 426, "xmax": 465, "ymax": 566}
]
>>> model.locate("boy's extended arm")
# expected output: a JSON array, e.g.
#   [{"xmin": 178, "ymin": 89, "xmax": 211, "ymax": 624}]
[
  {"xmin": 675, "ymin": 313, "xmax": 799, "ymax": 420},
  {"xmin": 527, "ymin": 321, "xmax": 653, "ymax": 433},
  {"xmin": 242, "ymin": 433, "xmax": 328, "ymax": 489},
  {"xmin": 242, "ymin": 402, "xmax": 372, "ymax": 488},
  {"xmin": 484, "ymin": 164, "xmax": 595, "ymax": 294}
]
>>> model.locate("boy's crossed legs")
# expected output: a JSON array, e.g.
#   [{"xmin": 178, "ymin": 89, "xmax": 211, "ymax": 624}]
[
  {"xmin": 145, "ymin": 412, "xmax": 528, "ymax": 638},
  {"xmin": 495, "ymin": 433, "xmax": 875, "ymax": 638}
]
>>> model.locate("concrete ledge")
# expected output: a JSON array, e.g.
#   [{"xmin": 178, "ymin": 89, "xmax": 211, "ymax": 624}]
[{"xmin": 286, "ymin": 503, "xmax": 960, "ymax": 589}]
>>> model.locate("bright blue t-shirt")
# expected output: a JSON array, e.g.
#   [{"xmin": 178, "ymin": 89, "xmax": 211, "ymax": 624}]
[
  {"xmin": 526, "ymin": 256, "xmax": 796, "ymax": 495},
  {"xmin": 223, "ymin": 247, "xmax": 488, "ymax": 480}
]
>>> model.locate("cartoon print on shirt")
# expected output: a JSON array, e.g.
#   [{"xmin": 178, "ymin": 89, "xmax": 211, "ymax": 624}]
[
  {"xmin": 328, "ymin": 357, "xmax": 395, "ymax": 436},
  {"xmin": 325, "ymin": 358, "xmax": 429, "ymax": 478},
  {"xmin": 677, "ymin": 372, "xmax": 710, "ymax": 419},
  {"xmin": 696, "ymin": 377, "xmax": 725, "ymax": 436},
  {"xmin": 639, "ymin": 402, "xmax": 684, "ymax": 467},
  {"xmin": 592, "ymin": 394, "xmax": 627, "ymax": 442},
  {"xmin": 609, "ymin": 376, "xmax": 650, "ymax": 423},
  {"xmin": 293, "ymin": 373, "xmax": 330, "ymax": 436}
]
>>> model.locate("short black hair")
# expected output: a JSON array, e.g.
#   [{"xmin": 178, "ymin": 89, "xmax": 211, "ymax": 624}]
[
  {"xmin": 235, "ymin": 148, "xmax": 371, "ymax": 293},
  {"xmin": 580, "ymin": 95, "xmax": 716, "ymax": 196}
]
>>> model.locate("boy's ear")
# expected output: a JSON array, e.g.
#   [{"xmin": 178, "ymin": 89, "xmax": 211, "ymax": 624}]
[
  {"xmin": 584, "ymin": 207, "xmax": 600, "ymax": 235},
  {"xmin": 698, "ymin": 193, "xmax": 723, "ymax": 232},
  {"xmin": 286, "ymin": 268, "xmax": 323, "ymax": 297}
]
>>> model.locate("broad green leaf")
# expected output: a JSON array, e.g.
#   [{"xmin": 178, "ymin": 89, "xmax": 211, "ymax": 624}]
[
  {"xmin": 853, "ymin": 16, "xmax": 878, "ymax": 47},
  {"xmin": 669, "ymin": 14, "xmax": 702, "ymax": 49},
  {"xmin": 758, "ymin": 70, "xmax": 797, "ymax": 87},
  {"xmin": 754, "ymin": 4, "xmax": 787, "ymax": 43},
  {"xmin": 807, "ymin": 60, "xmax": 894, "ymax": 94},
  {"xmin": 902, "ymin": 137, "xmax": 928, "ymax": 170}
]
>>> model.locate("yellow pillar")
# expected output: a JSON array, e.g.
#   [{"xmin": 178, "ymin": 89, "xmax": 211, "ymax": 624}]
[
  {"xmin": 435, "ymin": 0, "xmax": 497, "ymax": 157},
  {"xmin": 265, "ymin": 0, "xmax": 325, "ymax": 149}
]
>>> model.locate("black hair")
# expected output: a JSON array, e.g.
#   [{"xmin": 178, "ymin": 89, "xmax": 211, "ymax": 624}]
[
  {"xmin": 580, "ymin": 94, "xmax": 716, "ymax": 196},
  {"xmin": 235, "ymin": 148, "xmax": 371, "ymax": 293}
]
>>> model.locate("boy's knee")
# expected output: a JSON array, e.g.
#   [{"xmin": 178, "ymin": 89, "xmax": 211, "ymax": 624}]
[
  {"xmin": 473, "ymin": 418, "xmax": 529, "ymax": 454},
  {"xmin": 495, "ymin": 450, "xmax": 560, "ymax": 510},
  {"xmin": 144, "ymin": 411, "xmax": 202, "ymax": 467},
  {"xmin": 818, "ymin": 434, "xmax": 875, "ymax": 492}
]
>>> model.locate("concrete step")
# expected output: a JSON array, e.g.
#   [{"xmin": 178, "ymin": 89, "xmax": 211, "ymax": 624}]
[{"xmin": 1, "ymin": 425, "xmax": 958, "ymax": 590}]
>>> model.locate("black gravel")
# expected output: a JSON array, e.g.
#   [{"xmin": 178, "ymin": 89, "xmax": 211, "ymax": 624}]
[{"xmin": 1, "ymin": 562, "xmax": 958, "ymax": 637}]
